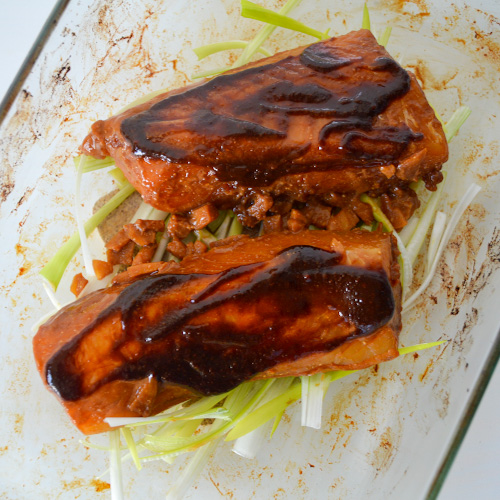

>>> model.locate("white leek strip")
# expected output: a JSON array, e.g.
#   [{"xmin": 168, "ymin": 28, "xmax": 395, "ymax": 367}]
[
  {"xmin": 231, "ymin": 377, "xmax": 293, "ymax": 457},
  {"xmin": 399, "ymin": 216, "xmax": 419, "ymax": 246},
  {"xmin": 153, "ymin": 231, "xmax": 170, "ymax": 262},
  {"xmin": 403, "ymin": 184, "xmax": 481, "ymax": 311},
  {"xmin": 109, "ymin": 430, "xmax": 124, "ymax": 500},
  {"xmin": 232, "ymin": 421, "xmax": 272, "ymax": 459},
  {"xmin": 194, "ymin": 40, "xmax": 271, "ymax": 60},
  {"xmin": 378, "ymin": 26, "xmax": 392, "ymax": 47},
  {"xmin": 75, "ymin": 155, "xmax": 96, "ymax": 277},
  {"xmin": 31, "ymin": 310, "xmax": 56, "ymax": 332},
  {"xmin": 444, "ymin": 106, "xmax": 471, "ymax": 142},
  {"xmin": 165, "ymin": 438, "xmax": 221, "ymax": 500},
  {"xmin": 149, "ymin": 208, "xmax": 170, "ymax": 221},
  {"xmin": 405, "ymin": 173, "xmax": 447, "ymax": 265},
  {"xmin": 426, "ymin": 211, "xmax": 447, "ymax": 273},
  {"xmin": 232, "ymin": 0, "xmax": 303, "ymax": 68},
  {"xmin": 80, "ymin": 273, "xmax": 115, "ymax": 297},
  {"xmin": 42, "ymin": 279, "xmax": 62, "ymax": 309},
  {"xmin": 130, "ymin": 201, "xmax": 155, "ymax": 223},
  {"xmin": 300, "ymin": 376, "xmax": 310, "ymax": 427},
  {"xmin": 301, "ymin": 373, "xmax": 329, "ymax": 429}
]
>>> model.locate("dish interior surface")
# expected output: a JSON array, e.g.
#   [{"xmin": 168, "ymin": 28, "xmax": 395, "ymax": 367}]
[{"xmin": 0, "ymin": 0, "xmax": 499, "ymax": 498}]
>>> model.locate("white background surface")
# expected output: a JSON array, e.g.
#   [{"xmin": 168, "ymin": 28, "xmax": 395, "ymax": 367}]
[{"xmin": 0, "ymin": 1, "xmax": 498, "ymax": 499}]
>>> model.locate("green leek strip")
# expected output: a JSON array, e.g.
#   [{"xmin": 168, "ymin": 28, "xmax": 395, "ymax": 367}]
[
  {"xmin": 270, "ymin": 407, "xmax": 286, "ymax": 437},
  {"xmin": 39, "ymin": 182, "xmax": 135, "ymax": 289},
  {"xmin": 231, "ymin": 380, "xmax": 296, "ymax": 458},
  {"xmin": 398, "ymin": 340, "xmax": 446, "ymax": 355},
  {"xmin": 191, "ymin": 66, "xmax": 232, "ymax": 80},
  {"xmin": 116, "ymin": 342, "xmax": 444, "ymax": 469},
  {"xmin": 426, "ymin": 211, "xmax": 447, "ymax": 273},
  {"xmin": 143, "ymin": 380, "xmax": 274, "ymax": 455},
  {"xmin": 194, "ymin": 40, "xmax": 271, "ymax": 61},
  {"xmin": 214, "ymin": 211, "xmax": 233, "ymax": 239},
  {"xmin": 232, "ymin": 0, "xmax": 303, "ymax": 68},
  {"xmin": 108, "ymin": 167, "xmax": 128, "ymax": 188},
  {"xmin": 226, "ymin": 380, "xmax": 300, "ymax": 441},
  {"xmin": 208, "ymin": 210, "xmax": 227, "ymax": 233},
  {"xmin": 75, "ymin": 155, "xmax": 96, "ymax": 277},
  {"xmin": 121, "ymin": 428, "xmax": 142, "ymax": 471},
  {"xmin": 359, "ymin": 194, "xmax": 394, "ymax": 233},
  {"xmin": 196, "ymin": 228, "xmax": 218, "ymax": 245},
  {"xmin": 362, "ymin": 3, "xmax": 371, "ymax": 30},
  {"xmin": 193, "ymin": 0, "xmax": 305, "ymax": 79},
  {"xmin": 241, "ymin": 0, "xmax": 328, "ymax": 41},
  {"xmin": 73, "ymin": 155, "xmax": 115, "ymax": 173},
  {"xmin": 228, "ymin": 341, "xmax": 445, "ymax": 442},
  {"xmin": 378, "ymin": 26, "xmax": 392, "ymax": 47},
  {"xmin": 404, "ymin": 107, "xmax": 470, "ymax": 266},
  {"xmin": 444, "ymin": 106, "xmax": 471, "ymax": 142},
  {"xmin": 228, "ymin": 214, "xmax": 244, "ymax": 237},
  {"xmin": 230, "ymin": 378, "xmax": 294, "ymax": 444},
  {"xmin": 359, "ymin": 193, "xmax": 413, "ymax": 296},
  {"xmin": 405, "ymin": 172, "xmax": 447, "ymax": 265}
]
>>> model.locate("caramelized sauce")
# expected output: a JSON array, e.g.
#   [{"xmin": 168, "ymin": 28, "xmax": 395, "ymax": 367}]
[
  {"xmin": 46, "ymin": 246, "xmax": 395, "ymax": 401},
  {"xmin": 120, "ymin": 37, "xmax": 421, "ymax": 187}
]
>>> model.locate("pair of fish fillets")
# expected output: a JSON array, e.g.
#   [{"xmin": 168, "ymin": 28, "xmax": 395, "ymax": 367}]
[{"xmin": 34, "ymin": 30, "xmax": 448, "ymax": 434}]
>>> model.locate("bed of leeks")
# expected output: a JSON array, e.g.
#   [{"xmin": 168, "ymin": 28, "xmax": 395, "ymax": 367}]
[{"xmin": 34, "ymin": 2, "xmax": 482, "ymax": 499}]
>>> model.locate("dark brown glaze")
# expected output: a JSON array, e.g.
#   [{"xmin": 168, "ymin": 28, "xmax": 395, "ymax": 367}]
[
  {"xmin": 34, "ymin": 230, "xmax": 402, "ymax": 434},
  {"xmin": 46, "ymin": 245, "xmax": 395, "ymax": 401},
  {"xmin": 81, "ymin": 30, "xmax": 448, "ymax": 226},
  {"xmin": 120, "ymin": 45, "xmax": 420, "ymax": 187}
]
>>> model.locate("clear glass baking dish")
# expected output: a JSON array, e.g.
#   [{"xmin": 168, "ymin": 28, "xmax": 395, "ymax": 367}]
[{"xmin": 0, "ymin": 0, "xmax": 499, "ymax": 498}]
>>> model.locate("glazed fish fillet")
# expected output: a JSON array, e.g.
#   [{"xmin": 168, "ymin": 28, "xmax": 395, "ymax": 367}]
[
  {"xmin": 33, "ymin": 230, "xmax": 401, "ymax": 434},
  {"xmin": 81, "ymin": 29, "xmax": 448, "ymax": 228}
]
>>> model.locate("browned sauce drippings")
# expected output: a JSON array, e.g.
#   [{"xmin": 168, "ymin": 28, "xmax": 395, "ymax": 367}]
[
  {"xmin": 120, "ymin": 38, "xmax": 421, "ymax": 186},
  {"xmin": 46, "ymin": 246, "xmax": 395, "ymax": 401}
]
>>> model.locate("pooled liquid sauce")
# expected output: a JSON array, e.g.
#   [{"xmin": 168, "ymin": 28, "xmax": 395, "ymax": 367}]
[
  {"xmin": 120, "ymin": 38, "xmax": 421, "ymax": 186},
  {"xmin": 46, "ymin": 246, "xmax": 395, "ymax": 401}
]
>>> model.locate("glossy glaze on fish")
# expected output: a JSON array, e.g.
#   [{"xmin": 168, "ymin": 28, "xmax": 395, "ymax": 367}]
[
  {"xmin": 81, "ymin": 30, "xmax": 447, "ymax": 228},
  {"xmin": 33, "ymin": 230, "xmax": 401, "ymax": 434}
]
